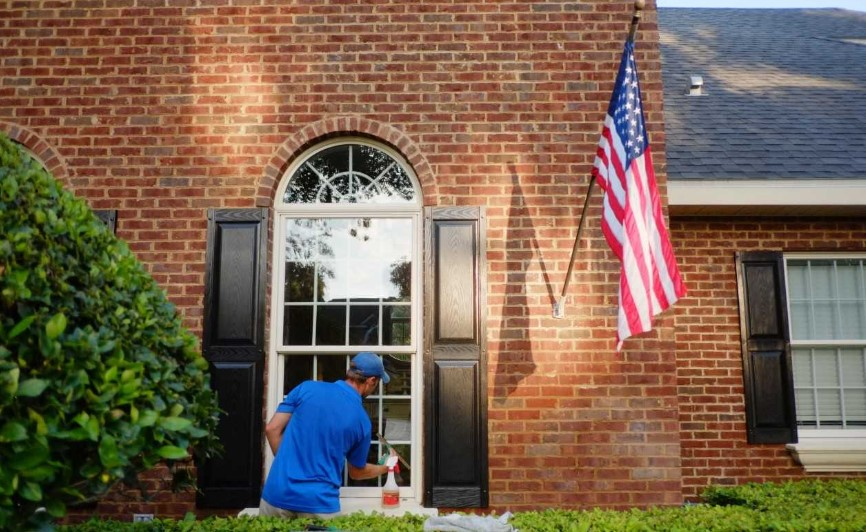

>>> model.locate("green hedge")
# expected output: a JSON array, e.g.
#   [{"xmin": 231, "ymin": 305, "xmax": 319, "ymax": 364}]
[
  {"xmin": 61, "ymin": 479, "xmax": 866, "ymax": 531},
  {"xmin": 0, "ymin": 132, "xmax": 220, "ymax": 530}
]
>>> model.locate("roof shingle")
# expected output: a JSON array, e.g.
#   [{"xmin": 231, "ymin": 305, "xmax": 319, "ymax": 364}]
[{"xmin": 659, "ymin": 8, "xmax": 866, "ymax": 180}]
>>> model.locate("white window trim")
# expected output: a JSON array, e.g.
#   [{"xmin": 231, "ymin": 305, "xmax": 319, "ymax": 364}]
[
  {"xmin": 265, "ymin": 138, "xmax": 426, "ymax": 507},
  {"xmin": 784, "ymin": 254, "xmax": 866, "ymax": 472},
  {"xmin": 787, "ymin": 429, "xmax": 866, "ymax": 472},
  {"xmin": 669, "ymin": 179, "xmax": 866, "ymax": 208}
]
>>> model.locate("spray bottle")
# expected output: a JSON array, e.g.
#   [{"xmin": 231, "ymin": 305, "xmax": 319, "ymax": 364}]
[{"xmin": 381, "ymin": 455, "xmax": 400, "ymax": 509}]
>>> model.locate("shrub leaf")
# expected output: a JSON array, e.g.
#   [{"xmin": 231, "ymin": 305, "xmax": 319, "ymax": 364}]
[
  {"xmin": 44, "ymin": 313, "xmax": 67, "ymax": 340},
  {"xmin": 0, "ymin": 421, "xmax": 27, "ymax": 442},
  {"xmin": 156, "ymin": 445, "xmax": 188, "ymax": 460},
  {"xmin": 16, "ymin": 379, "xmax": 48, "ymax": 398}
]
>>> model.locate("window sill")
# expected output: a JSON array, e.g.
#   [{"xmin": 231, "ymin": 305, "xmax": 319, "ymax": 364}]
[
  {"xmin": 787, "ymin": 435, "xmax": 866, "ymax": 472},
  {"xmin": 238, "ymin": 498, "xmax": 438, "ymax": 518}
]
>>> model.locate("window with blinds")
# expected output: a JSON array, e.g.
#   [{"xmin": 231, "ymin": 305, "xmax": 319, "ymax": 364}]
[{"xmin": 787, "ymin": 258, "xmax": 866, "ymax": 428}]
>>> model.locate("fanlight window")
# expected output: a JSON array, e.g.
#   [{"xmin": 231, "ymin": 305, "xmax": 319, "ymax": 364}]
[{"xmin": 283, "ymin": 144, "xmax": 417, "ymax": 204}]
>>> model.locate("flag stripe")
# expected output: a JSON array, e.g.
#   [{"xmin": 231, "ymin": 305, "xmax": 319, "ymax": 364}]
[{"xmin": 591, "ymin": 41, "xmax": 686, "ymax": 350}]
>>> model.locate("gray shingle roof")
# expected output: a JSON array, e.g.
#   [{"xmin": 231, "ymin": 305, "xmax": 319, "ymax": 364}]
[{"xmin": 658, "ymin": 8, "xmax": 866, "ymax": 179}]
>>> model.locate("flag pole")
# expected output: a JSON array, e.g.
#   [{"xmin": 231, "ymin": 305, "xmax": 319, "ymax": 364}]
[{"xmin": 553, "ymin": 0, "xmax": 645, "ymax": 319}]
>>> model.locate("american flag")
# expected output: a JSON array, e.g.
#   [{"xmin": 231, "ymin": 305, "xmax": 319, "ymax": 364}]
[{"xmin": 592, "ymin": 41, "xmax": 686, "ymax": 350}]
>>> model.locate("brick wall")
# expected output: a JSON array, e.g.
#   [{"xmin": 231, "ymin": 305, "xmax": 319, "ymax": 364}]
[
  {"xmin": 2, "ymin": 0, "xmax": 681, "ymax": 518},
  {"xmin": 670, "ymin": 216, "xmax": 866, "ymax": 501},
  {"xmin": 63, "ymin": 466, "xmax": 196, "ymax": 524}
]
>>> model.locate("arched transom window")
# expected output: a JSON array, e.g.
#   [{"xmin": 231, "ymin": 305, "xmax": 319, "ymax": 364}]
[{"xmin": 283, "ymin": 143, "xmax": 417, "ymax": 205}]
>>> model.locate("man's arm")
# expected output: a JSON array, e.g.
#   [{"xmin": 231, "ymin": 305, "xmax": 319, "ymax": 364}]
[
  {"xmin": 346, "ymin": 449, "xmax": 396, "ymax": 480},
  {"xmin": 347, "ymin": 462, "xmax": 388, "ymax": 481},
  {"xmin": 265, "ymin": 412, "xmax": 292, "ymax": 455}
]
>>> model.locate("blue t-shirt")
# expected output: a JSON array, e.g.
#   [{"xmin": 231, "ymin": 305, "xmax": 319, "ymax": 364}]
[{"xmin": 262, "ymin": 380, "xmax": 371, "ymax": 513}]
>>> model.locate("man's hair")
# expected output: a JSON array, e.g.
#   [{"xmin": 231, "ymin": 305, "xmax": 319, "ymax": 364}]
[{"xmin": 346, "ymin": 368, "xmax": 374, "ymax": 384}]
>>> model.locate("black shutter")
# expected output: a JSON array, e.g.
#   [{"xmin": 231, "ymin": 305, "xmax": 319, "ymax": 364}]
[
  {"xmin": 94, "ymin": 209, "xmax": 117, "ymax": 233},
  {"xmin": 424, "ymin": 206, "xmax": 488, "ymax": 508},
  {"xmin": 735, "ymin": 251, "xmax": 797, "ymax": 444},
  {"xmin": 197, "ymin": 208, "xmax": 268, "ymax": 508}
]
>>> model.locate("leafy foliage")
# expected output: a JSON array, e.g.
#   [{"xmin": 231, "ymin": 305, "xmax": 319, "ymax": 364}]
[
  {"xmin": 0, "ymin": 132, "xmax": 220, "ymax": 529},
  {"xmin": 58, "ymin": 479, "xmax": 866, "ymax": 531}
]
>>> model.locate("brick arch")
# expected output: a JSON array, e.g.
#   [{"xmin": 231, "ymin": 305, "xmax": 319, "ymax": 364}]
[
  {"xmin": 257, "ymin": 116, "xmax": 438, "ymax": 208},
  {"xmin": 0, "ymin": 122, "xmax": 68, "ymax": 181}
]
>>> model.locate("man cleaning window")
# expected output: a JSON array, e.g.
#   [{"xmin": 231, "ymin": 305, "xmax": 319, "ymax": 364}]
[{"xmin": 259, "ymin": 352, "xmax": 398, "ymax": 518}]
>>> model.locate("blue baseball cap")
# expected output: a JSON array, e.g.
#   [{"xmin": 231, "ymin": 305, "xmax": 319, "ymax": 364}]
[{"xmin": 351, "ymin": 352, "xmax": 390, "ymax": 384}]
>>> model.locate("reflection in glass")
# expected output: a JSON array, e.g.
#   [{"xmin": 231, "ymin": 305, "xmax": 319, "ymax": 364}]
[
  {"xmin": 285, "ymin": 218, "xmax": 323, "ymax": 262},
  {"xmin": 285, "ymin": 262, "xmax": 315, "ymax": 302},
  {"xmin": 382, "ymin": 399, "xmax": 411, "ymax": 443},
  {"xmin": 347, "ymin": 262, "xmax": 384, "ymax": 301},
  {"xmin": 318, "ymin": 260, "xmax": 347, "ymax": 302},
  {"xmin": 348, "ymin": 218, "xmax": 379, "ymax": 261},
  {"xmin": 316, "ymin": 306, "xmax": 346, "ymax": 345},
  {"xmin": 284, "ymin": 307, "xmax": 313, "ymax": 345},
  {"xmin": 386, "ymin": 260, "xmax": 411, "ymax": 302},
  {"xmin": 318, "ymin": 355, "xmax": 347, "ymax": 383},
  {"xmin": 355, "ymin": 144, "xmax": 391, "ymax": 183},
  {"xmin": 317, "ymin": 145, "xmax": 351, "ymax": 177},
  {"xmin": 283, "ymin": 164, "xmax": 320, "ymax": 205},
  {"xmin": 283, "ymin": 355, "xmax": 314, "ymax": 396},
  {"xmin": 349, "ymin": 306, "xmax": 379, "ymax": 345},
  {"xmin": 383, "ymin": 355, "xmax": 411, "ymax": 396},
  {"xmin": 282, "ymin": 217, "xmax": 413, "ymax": 347},
  {"xmin": 383, "ymin": 306, "xmax": 411, "ymax": 346},
  {"xmin": 283, "ymin": 144, "xmax": 417, "ymax": 205},
  {"xmin": 390, "ymin": 443, "xmax": 411, "ymax": 486},
  {"xmin": 319, "ymin": 219, "xmax": 349, "ymax": 260}
]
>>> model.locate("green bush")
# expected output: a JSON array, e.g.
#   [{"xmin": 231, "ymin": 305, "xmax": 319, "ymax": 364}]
[
  {"xmin": 703, "ymin": 478, "xmax": 866, "ymax": 512},
  {"xmin": 0, "ymin": 132, "xmax": 221, "ymax": 529},
  {"xmin": 59, "ymin": 479, "xmax": 866, "ymax": 532}
]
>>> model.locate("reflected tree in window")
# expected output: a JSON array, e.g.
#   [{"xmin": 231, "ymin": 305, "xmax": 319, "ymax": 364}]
[
  {"xmin": 284, "ymin": 144, "xmax": 416, "ymax": 204},
  {"xmin": 389, "ymin": 261, "xmax": 411, "ymax": 301}
]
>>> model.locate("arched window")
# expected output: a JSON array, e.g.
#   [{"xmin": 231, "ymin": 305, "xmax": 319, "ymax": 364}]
[
  {"xmin": 269, "ymin": 139, "xmax": 422, "ymax": 500},
  {"xmin": 282, "ymin": 143, "xmax": 417, "ymax": 205}
]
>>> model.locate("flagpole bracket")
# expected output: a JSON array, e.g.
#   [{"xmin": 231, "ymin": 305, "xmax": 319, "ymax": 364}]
[{"xmin": 553, "ymin": 298, "xmax": 566, "ymax": 319}]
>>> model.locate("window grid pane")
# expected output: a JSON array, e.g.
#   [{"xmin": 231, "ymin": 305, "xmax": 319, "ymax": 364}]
[
  {"xmin": 282, "ymin": 218, "xmax": 413, "ymax": 349},
  {"xmin": 792, "ymin": 347, "xmax": 866, "ymax": 428},
  {"xmin": 282, "ymin": 353, "xmax": 412, "ymax": 488},
  {"xmin": 789, "ymin": 259, "xmax": 866, "ymax": 429}
]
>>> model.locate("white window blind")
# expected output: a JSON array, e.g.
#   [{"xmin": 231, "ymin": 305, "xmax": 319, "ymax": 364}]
[{"xmin": 788, "ymin": 259, "xmax": 866, "ymax": 428}]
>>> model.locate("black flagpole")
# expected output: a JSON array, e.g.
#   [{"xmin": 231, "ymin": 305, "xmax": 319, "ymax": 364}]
[{"xmin": 554, "ymin": 0, "xmax": 645, "ymax": 319}]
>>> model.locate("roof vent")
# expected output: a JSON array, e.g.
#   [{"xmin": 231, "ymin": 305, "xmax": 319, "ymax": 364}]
[{"xmin": 687, "ymin": 75, "xmax": 704, "ymax": 96}]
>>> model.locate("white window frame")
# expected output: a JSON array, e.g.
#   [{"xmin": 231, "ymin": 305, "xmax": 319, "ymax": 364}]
[
  {"xmin": 784, "ymin": 253, "xmax": 866, "ymax": 471},
  {"xmin": 266, "ymin": 137, "xmax": 425, "ymax": 504}
]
